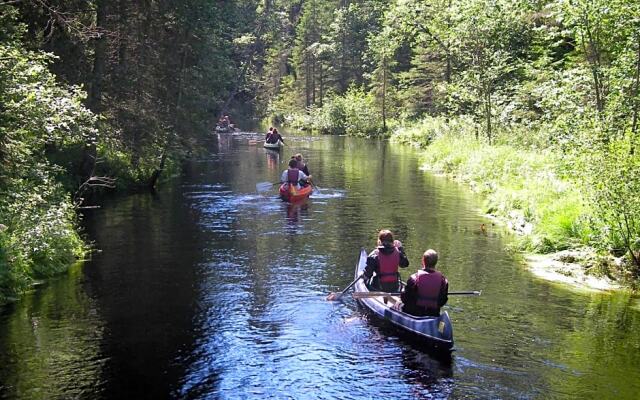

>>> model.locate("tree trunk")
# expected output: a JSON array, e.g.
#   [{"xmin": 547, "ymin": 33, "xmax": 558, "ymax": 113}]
[
  {"xmin": 305, "ymin": 55, "xmax": 311, "ymax": 107},
  {"xmin": 382, "ymin": 55, "xmax": 387, "ymax": 131},
  {"xmin": 445, "ymin": 0, "xmax": 452, "ymax": 83},
  {"xmin": 319, "ymin": 60, "xmax": 324, "ymax": 107},
  {"xmin": 485, "ymin": 89, "xmax": 492, "ymax": 145},
  {"xmin": 79, "ymin": 0, "xmax": 107, "ymax": 181},
  {"xmin": 630, "ymin": 34, "xmax": 640, "ymax": 155},
  {"xmin": 117, "ymin": 0, "xmax": 128, "ymax": 87},
  {"xmin": 149, "ymin": 45, "xmax": 186, "ymax": 189},
  {"xmin": 581, "ymin": 11, "xmax": 605, "ymax": 113},
  {"xmin": 88, "ymin": 0, "xmax": 106, "ymax": 113},
  {"xmin": 311, "ymin": 54, "xmax": 316, "ymax": 105}
]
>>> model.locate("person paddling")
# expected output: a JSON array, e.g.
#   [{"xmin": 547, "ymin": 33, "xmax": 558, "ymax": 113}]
[
  {"xmin": 363, "ymin": 229, "xmax": 409, "ymax": 292},
  {"xmin": 265, "ymin": 127, "xmax": 274, "ymax": 142},
  {"xmin": 399, "ymin": 249, "xmax": 449, "ymax": 316},
  {"xmin": 267, "ymin": 128, "xmax": 285, "ymax": 145},
  {"xmin": 281, "ymin": 158, "xmax": 311, "ymax": 188},
  {"xmin": 294, "ymin": 153, "xmax": 310, "ymax": 176}
]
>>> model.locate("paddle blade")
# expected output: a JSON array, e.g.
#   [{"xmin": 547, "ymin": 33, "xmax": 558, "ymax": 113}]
[
  {"xmin": 327, "ymin": 273, "xmax": 365, "ymax": 301},
  {"xmin": 256, "ymin": 182, "xmax": 274, "ymax": 192},
  {"xmin": 326, "ymin": 292, "xmax": 342, "ymax": 301}
]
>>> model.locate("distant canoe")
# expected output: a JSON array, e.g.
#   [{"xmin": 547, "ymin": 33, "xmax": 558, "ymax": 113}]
[
  {"xmin": 279, "ymin": 183, "xmax": 312, "ymax": 202},
  {"xmin": 263, "ymin": 140, "xmax": 283, "ymax": 150},
  {"xmin": 353, "ymin": 248, "xmax": 454, "ymax": 352}
]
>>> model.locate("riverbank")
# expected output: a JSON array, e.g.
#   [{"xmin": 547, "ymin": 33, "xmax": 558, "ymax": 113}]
[
  {"xmin": 526, "ymin": 251, "xmax": 624, "ymax": 292},
  {"xmin": 0, "ymin": 150, "xmax": 186, "ymax": 307},
  {"xmin": 391, "ymin": 116, "xmax": 638, "ymax": 291}
]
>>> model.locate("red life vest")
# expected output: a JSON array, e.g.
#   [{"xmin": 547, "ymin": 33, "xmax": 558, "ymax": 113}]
[
  {"xmin": 414, "ymin": 270, "xmax": 443, "ymax": 309},
  {"xmin": 287, "ymin": 168, "xmax": 299, "ymax": 184},
  {"xmin": 377, "ymin": 247, "xmax": 400, "ymax": 283}
]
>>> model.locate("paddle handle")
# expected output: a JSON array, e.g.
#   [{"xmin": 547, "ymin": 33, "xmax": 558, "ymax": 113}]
[
  {"xmin": 399, "ymin": 280, "xmax": 480, "ymax": 296},
  {"xmin": 310, "ymin": 181, "xmax": 320, "ymax": 193},
  {"xmin": 352, "ymin": 290, "xmax": 481, "ymax": 299},
  {"xmin": 450, "ymin": 291, "xmax": 481, "ymax": 296},
  {"xmin": 340, "ymin": 274, "xmax": 363, "ymax": 295},
  {"xmin": 326, "ymin": 274, "xmax": 364, "ymax": 301}
]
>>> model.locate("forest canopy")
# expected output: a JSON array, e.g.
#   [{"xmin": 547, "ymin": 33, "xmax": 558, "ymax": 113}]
[{"xmin": 1, "ymin": 0, "xmax": 640, "ymax": 302}]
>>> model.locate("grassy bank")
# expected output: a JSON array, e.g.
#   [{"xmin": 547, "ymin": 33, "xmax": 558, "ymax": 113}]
[
  {"xmin": 392, "ymin": 117, "xmax": 590, "ymax": 252},
  {"xmin": 391, "ymin": 116, "xmax": 638, "ymax": 287}
]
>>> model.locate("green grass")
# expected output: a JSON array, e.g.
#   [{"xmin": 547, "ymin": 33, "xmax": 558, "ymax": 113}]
[{"xmin": 392, "ymin": 116, "xmax": 593, "ymax": 253}]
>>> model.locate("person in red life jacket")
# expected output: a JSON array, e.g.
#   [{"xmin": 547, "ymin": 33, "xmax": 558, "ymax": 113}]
[
  {"xmin": 267, "ymin": 128, "xmax": 285, "ymax": 144},
  {"xmin": 399, "ymin": 249, "xmax": 448, "ymax": 317},
  {"xmin": 281, "ymin": 158, "xmax": 311, "ymax": 188},
  {"xmin": 364, "ymin": 229, "xmax": 409, "ymax": 292},
  {"xmin": 294, "ymin": 153, "xmax": 310, "ymax": 176}
]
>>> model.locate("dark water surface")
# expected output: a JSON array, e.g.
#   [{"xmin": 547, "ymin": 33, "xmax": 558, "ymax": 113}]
[{"xmin": 1, "ymin": 133, "xmax": 639, "ymax": 399}]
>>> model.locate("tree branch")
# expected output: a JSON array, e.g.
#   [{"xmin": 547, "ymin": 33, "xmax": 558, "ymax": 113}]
[{"xmin": 0, "ymin": 0, "xmax": 28, "ymax": 6}]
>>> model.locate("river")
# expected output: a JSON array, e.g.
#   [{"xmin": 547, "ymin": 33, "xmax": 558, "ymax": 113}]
[{"xmin": 1, "ymin": 133, "xmax": 639, "ymax": 399}]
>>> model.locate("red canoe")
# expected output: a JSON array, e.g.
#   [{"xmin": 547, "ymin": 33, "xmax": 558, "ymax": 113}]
[{"xmin": 279, "ymin": 183, "xmax": 312, "ymax": 202}]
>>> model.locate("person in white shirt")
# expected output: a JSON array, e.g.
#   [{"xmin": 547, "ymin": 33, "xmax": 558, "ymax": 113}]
[{"xmin": 281, "ymin": 158, "xmax": 311, "ymax": 188}]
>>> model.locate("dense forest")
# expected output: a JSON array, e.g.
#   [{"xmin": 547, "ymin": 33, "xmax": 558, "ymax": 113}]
[
  {"xmin": 1, "ymin": 0, "xmax": 639, "ymax": 302},
  {"xmin": 0, "ymin": 0, "xmax": 260, "ymax": 302},
  {"xmin": 254, "ymin": 0, "xmax": 640, "ymax": 284}
]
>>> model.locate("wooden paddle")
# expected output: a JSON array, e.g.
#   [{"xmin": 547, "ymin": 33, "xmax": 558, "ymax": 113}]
[
  {"xmin": 326, "ymin": 274, "xmax": 364, "ymax": 301},
  {"xmin": 352, "ymin": 290, "xmax": 481, "ymax": 298}
]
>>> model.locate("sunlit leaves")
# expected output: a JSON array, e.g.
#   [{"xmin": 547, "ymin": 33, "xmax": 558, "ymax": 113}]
[{"xmin": 0, "ymin": 7, "xmax": 89, "ymax": 302}]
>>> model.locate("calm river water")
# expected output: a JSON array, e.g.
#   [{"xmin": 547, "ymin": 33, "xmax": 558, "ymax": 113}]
[{"xmin": 1, "ymin": 133, "xmax": 639, "ymax": 399}]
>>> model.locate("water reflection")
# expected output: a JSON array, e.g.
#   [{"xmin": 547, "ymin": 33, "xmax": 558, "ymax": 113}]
[
  {"xmin": 401, "ymin": 346, "xmax": 454, "ymax": 399},
  {"xmin": 0, "ymin": 264, "xmax": 105, "ymax": 399},
  {"xmin": 285, "ymin": 199, "xmax": 309, "ymax": 228},
  {"xmin": 265, "ymin": 149, "xmax": 281, "ymax": 171}
]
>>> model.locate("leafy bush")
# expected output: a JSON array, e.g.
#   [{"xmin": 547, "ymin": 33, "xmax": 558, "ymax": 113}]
[
  {"xmin": 579, "ymin": 137, "xmax": 640, "ymax": 268},
  {"xmin": 268, "ymin": 87, "xmax": 385, "ymax": 136},
  {"xmin": 340, "ymin": 88, "xmax": 383, "ymax": 137},
  {"xmin": 0, "ymin": 9, "xmax": 89, "ymax": 302},
  {"xmin": 310, "ymin": 97, "xmax": 346, "ymax": 134}
]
